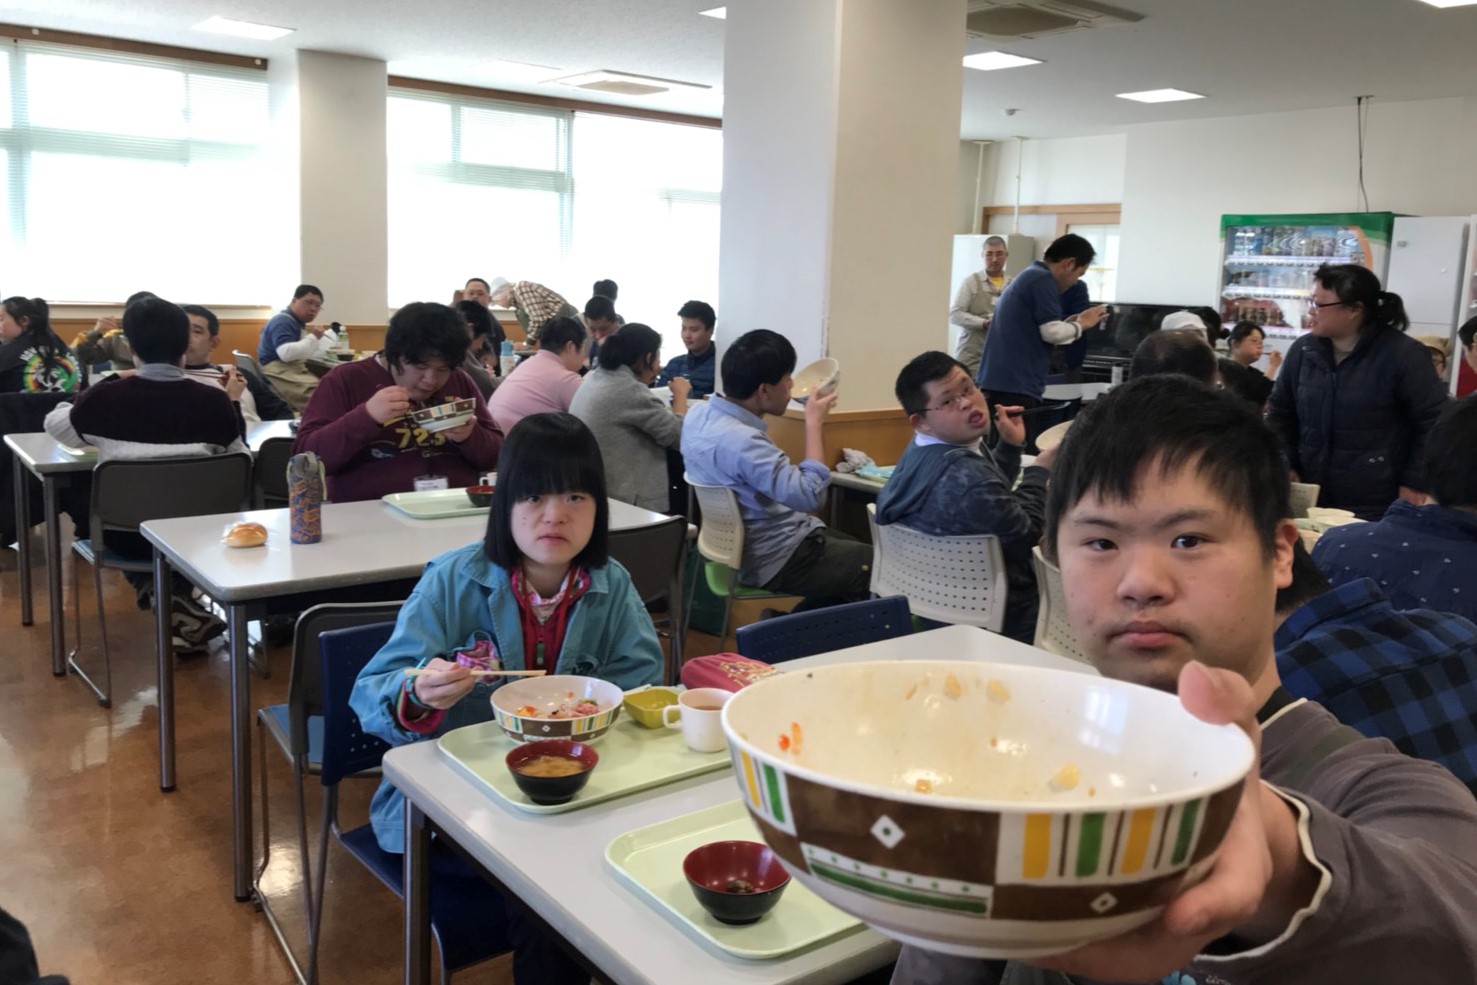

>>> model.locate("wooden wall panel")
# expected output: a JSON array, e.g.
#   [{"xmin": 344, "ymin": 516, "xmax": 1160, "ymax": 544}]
[{"xmin": 766, "ymin": 407, "xmax": 913, "ymax": 469}]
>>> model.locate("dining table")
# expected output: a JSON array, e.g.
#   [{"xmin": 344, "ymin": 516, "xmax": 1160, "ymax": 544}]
[
  {"xmin": 385, "ymin": 624, "xmax": 1092, "ymax": 985},
  {"xmin": 7, "ymin": 419, "xmax": 297, "ymax": 675},
  {"xmin": 140, "ymin": 495, "xmax": 674, "ymax": 902}
]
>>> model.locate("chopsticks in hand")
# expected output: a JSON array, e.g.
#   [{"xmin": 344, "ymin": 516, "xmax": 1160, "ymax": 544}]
[
  {"xmin": 1005, "ymin": 401, "xmax": 1074, "ymax": 419},
  {"xmin": 403, "ymin": 668, "xmax": 546, "ymax": 677}
]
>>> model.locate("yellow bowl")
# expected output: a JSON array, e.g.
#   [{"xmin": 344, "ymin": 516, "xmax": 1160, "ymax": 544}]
[{"xmin": 622, "ymin": 687, "xmax": 680, "ymax": 729}]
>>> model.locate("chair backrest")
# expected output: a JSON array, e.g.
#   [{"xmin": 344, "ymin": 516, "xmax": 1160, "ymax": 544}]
[
  {"xmin": 287, "ymin": 602, "xmax": 406, "ymax": 758},
  {"xmin": 866, "ymin": 503, "xmax": 1007, "ymax": 632},
  {"xmin": 685, "ymin": 475, "xmax": 745, "ymax": 569},
  {"xmin": 254, "ymin": 436, "xmax": 294, "ymax": 508},
  {"xmin": 90, "ymin": 452, "xmax": 254, "ymax": 540},
  {"xmin": 608, "ymin": 515, "xmax": 688, "ymax": 606},
  {"xmin": 318, "ymin": 621, "xmax": 400, "ymax": 787},
  {"xmin": 736, "ymin": 595, "xmax": 912, "ymax": 663},
  {"xmin": 1031, "ymin": 546, "xmax": 1089, "ymax": 664},
  {"xmin": 233, "ymin": 349, "xmax": 265, "ymax": 378},
  {"xmin": 1289, "ymin": 482, "xmax": 1321, "ymax": 519}
]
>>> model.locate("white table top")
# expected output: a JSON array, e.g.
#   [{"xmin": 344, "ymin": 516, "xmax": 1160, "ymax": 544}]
[
  {"xmin": 140, "ymin": 497, "xmax": 673, "ymax": 603},
  {"xmin": 383, "ymin": 625, "xmax": 1091, "ymax": 985},
  {"xmin": 4, "ymin": 420, "xmax": 297, "ymax": 475}
]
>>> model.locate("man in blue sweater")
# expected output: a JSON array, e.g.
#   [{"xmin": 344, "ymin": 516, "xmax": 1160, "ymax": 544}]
[
  {"xmin": 976, "ymin": 233, "xmax": 1107, "ymax": 449},
  {"xmin": 877, "ymin": 351, "xmax": 1055, "ymax": 642}
]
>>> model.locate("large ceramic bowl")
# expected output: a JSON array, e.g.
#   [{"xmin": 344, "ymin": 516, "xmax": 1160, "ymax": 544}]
[
  {"xmin": 721, "ymin": 660, "xmax": 1254, "ymax": 959},
  {"xmin": 491, "ymin": 675, "xmax": 624, "ymax": 744},
  {"xmin": 791, "ymin": 358, "xmax": 839, "ymax": 404}
]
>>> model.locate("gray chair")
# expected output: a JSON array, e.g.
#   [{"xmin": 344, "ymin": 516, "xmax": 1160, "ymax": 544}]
[
  {"xmin": 68, "ymin": 453, "xmax": 253, "ymax": 706},
  {"xmin": 609, "ymin": 514, "xmax": 689, "ymax": 685},
  {"xmin": 254, "ymin": 601, "xmax": 405, "ymax": 985},
  {"xmin": 866, "ymin": 503, "xmax": 1008, "ymax": 633},
  {"xmin": 254, "ymin": 436, "xmax": 294, "ymax": 509}
]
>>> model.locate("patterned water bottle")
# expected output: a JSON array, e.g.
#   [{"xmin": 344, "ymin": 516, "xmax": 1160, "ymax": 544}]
[{"xmin": 288, "ymin": 452, "xmax": 325, "ymax": 544}]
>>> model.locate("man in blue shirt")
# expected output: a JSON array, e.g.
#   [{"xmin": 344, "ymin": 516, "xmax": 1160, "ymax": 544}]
[
  {"xmin": 256, "ymin": 283, "xmax": 330, "ymax": 412},
  {"xmin": 1276, "ymin": 544, "xmax": 1477, "ymax": 795},
  {"xmin": 656, "ymin": 300, "xmax": 718, "ymax": 398},
  {"xmin": 976, "ymin": 234, "xmax": 1107, "ymax": 449},
  {"xmin": 877, "ymin": 351, "xmax": 1055, "ymax": 642},
  {"xmin": 1312, "ymin": 396, "xmax": 1476, "ymax": 624},
  {"xmin": 681, "ymin": 329, "xmax": 870, "ymax": 610}
]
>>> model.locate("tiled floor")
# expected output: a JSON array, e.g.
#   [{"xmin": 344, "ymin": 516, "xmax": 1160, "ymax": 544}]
[{"xmin": 0, "ymin": 541, "xmax": 730, "ymax": 985}]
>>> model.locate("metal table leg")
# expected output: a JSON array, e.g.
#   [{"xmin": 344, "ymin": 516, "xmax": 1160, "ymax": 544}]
[
  {"xmin": 229, "ymin": 602, "xmax": 254, "ymax": 901},
  {"xmin": 155, "ymin": 551, "xmax": 176, "ymax": 792},
  {"xmin": 43, "ymin": 476, "xmax": 65, "ymax": 676},
  {"xmin": 14, "ymin": 456, "xmax": 33, "ymax": 628},
  {"xmin": 404, "ymin": 800, "xmax": 432, "ymax": 985}
]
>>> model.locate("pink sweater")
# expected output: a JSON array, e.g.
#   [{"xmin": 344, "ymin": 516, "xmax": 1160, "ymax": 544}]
[
  {"xmin": 487, "ymin": 349, "xmax": 582, "ymax": 435},
  {"xmin": 294, "ymin": 357, "xmax": 504, "ymax": 503}
]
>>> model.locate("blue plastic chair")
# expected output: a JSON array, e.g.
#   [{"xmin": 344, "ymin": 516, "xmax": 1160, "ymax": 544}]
[
  {"xmin": 313, "ymin": 623, "xmax": 511, "ymax": 985},
  {"xmin": 735, "ymin": 595, "xmax": 913, "ymax": 663}
]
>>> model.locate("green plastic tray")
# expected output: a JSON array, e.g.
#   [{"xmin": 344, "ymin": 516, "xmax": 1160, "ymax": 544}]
[{"xmin": 382, "ymin": 488, "xmax": 486, "ymax": 519}]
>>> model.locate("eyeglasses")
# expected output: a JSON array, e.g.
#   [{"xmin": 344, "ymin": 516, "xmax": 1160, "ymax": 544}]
[
  {"xmin": 1306, "ymin": 299, "xmax": 1347, "ymax": 312},
  {"xmin": 923, "ymin": 381, "xmax": 980, "ymax": 413}
]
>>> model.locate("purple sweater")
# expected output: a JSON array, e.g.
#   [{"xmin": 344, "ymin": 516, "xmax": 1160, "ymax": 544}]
[{"xmin": 293, "ymin": 357, "xmax": 504, "ymax": 503}]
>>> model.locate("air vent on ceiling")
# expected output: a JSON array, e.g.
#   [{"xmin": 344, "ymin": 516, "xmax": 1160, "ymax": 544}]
[
  {"xmin": 550, "ymin": 70, "xmax": 712, "ymax": 97},
  {"xmin": 965, "ymin": 0, "xmax": 1143, "ymax": 40}
]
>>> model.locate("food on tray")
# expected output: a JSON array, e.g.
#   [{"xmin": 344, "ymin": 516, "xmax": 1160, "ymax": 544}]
[
  {"xmin": 513, "ymin": 695, "xmax": 607, "ymax": 719},
  {"xmin": 224, "ymin": 521, "xmax": 267, "ymax": 548},
  {"xmin": 513, "ymin": 754, "xmax": 589, "ymax": 778}
]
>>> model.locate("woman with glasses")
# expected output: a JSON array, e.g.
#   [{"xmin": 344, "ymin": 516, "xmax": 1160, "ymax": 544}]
[{"xmin": 1267, "ymin": 264, "xmax": 1449, "ymax": 519}]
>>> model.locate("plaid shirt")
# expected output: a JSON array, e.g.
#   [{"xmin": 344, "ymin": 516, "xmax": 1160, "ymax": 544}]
[
  {"xmin": 1275, "ymin": 577, "xmax": 1477, "ymax": 795},
  {"xmin": 510, "ymin": 281, "xmax": 572, "ymax": 343}
]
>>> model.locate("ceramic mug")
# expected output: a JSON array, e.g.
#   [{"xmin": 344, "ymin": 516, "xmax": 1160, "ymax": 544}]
[{"xmin": 662, "ymin": 687, "xmax": 732, "ymax": 753}]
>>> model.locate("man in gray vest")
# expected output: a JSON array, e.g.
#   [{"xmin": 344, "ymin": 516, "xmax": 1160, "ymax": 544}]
[{"xmin": 950, "ymin": 235, "xmax": 1013, "ymax": 378}]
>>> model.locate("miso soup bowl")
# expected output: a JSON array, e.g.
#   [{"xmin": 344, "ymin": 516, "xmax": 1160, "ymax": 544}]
[{"xmin": 721, "ymin": 660, "xmax": 1254, "ymax": 959}]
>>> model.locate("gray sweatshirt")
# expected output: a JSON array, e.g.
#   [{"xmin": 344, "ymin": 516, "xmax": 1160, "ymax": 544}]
[
  {"xmin": 569, "ymin": 364, "xmax": 682, "ymax": 512},
  {"xmin": 891, "ymin": 698, "xmax": 1477, "ymax": 985}
]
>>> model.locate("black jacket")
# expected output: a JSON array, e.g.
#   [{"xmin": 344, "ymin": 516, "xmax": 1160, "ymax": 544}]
[{"xmin": 1267, "ymin": 328, "xmax": 1449, "ymax": 520}]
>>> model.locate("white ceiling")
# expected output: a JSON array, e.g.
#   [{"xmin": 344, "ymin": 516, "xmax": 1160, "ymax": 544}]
[{"xmin": 12, "ymin": 0, "xmax": 1477, "ymax": 138}]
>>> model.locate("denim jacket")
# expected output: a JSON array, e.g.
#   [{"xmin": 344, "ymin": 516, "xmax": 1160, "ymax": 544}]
[{"xmin": 349, "ymin": 542, "xmax": 664, "ymax": 851}]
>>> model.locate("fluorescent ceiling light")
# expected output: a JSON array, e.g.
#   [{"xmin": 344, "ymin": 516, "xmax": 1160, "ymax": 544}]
[
  {"xmin": 479, "ymin": 59, "xmax": 561, "ymax": 81},
  {"xmin": 194, "ymin": 16, "xmax": 294, "ymax": 41},
  {"xmin": 699, "ymin": 6, "xmax": 727, "ymax": 18},
  {"xmin": 1415, "ymin": 0, "xmax": 1477, "ymax": 7},
  {"xmin": 962, "ymin": 51, "xmax": 1043, "ymax": 72},
  {"xmin": 1116, "ymin": 88, "xmax": 1205, "ymax": 103}
]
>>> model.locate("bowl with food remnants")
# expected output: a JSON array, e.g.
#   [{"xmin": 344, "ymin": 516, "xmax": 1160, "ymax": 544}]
[
  {"xmin": 504, "ymin": 738, "xmax": 599, "ymax": 805},
  {"xmin": 721, "ymin": 660, "xmax": 1254, "ymax": 959},
  {"xmin": 790, "ymin": 358, "xmax": 839, "ymax": 405},
  {"xmin": 491, "ymin": 674, "xmax": 625, "ymax": 744},
  {"xmin": 683, "ymin": 840, "xmax": 791, "ymax": 925},
  {"xmin": 409, "ymin": 397, "xmax": 478, "ymax": 433}
]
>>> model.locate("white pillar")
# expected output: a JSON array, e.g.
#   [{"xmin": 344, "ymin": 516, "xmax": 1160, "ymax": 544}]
[
  {"xmin": 267, "ymin": 50, "xmax": 388, "ymax": 323},
  {"xmin": 718, "ymin": 0, "xmax": 966, "ymax": 406}
]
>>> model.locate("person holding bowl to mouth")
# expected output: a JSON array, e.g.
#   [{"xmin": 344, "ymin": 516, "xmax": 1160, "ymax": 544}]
[{"xmin": 875, "ymin": 350, "xmax": 1057, "ymax": 643}]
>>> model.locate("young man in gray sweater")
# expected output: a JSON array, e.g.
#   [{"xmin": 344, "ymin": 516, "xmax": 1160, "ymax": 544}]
[{"xmin": 891, "ymin": 375, "xmax": 1477, "ymax": 985}]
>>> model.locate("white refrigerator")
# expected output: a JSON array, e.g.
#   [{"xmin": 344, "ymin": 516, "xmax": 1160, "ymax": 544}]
[{"xmin": 1385, "ymin": 215, "xmax": 1472, "ymax": 394}]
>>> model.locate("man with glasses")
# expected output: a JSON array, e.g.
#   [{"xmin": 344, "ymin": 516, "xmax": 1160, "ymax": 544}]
[
  {"xmin": 876, "ymin": 351, "xmax": 1057, "ymax": 642},
  {"xmin": 951, "ymin": 235, "xmax": 1013, "ymax": 378}
]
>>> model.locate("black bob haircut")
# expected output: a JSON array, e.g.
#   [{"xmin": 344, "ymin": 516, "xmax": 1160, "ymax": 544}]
[
  {"xmin": 1042, "ymin": 375, "xmax": 1292, "ymax": 564},
  {"xmin": 483, "ymin": 413, "xmax": 610, "ymax": 571},
  {"xmin": 537, "ymin": 316, "xmax": 587, "ymax": 353},
  {"xmin": 383, "ymin": 302, "xmax": 471, "ymax": 371},
  {"xmin": 721, "ymin": 329, "xmax": 796, "ymax": 399},
  {"xmin": 123, "ymin": 296, "xmax": 191, "ymax": 365},
  {"xmin": 895, "ymin": 350, "xmax": 969, "ymax": 417},
  {"xmin": 1423, "ymin": 396, "xmax": 1477, "ymax": 509}
]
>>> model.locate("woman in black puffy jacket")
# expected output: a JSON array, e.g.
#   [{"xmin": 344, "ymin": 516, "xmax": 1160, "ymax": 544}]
[{"xmin": 1267, "ymin": 264, "xmax": 1449, "ymax": 520}]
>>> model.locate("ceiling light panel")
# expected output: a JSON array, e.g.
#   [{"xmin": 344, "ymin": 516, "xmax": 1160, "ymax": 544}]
[
  {"xmin": 194, "ymin": 16, "xmax": 295, "ymax": 41},
  {"xmin": 962, "ymin": 51, "xmax": 1043, "ymax": 71},
  {"xmin": 1415, "ymin": 0, "xmax": 1477, "ymax": 7},
  {"xmin": 699, "ymin": 7, "xmax": 728, "ymax": 18},
  {"xmin": 1116, "ymin": 88, "xmax": 1205, "ymax": 103}
]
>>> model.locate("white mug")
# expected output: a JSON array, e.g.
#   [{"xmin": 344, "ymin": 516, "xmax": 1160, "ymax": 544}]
[{"xmin": 662, "ymin": 687, "xmax": 731, "ymax": 753}]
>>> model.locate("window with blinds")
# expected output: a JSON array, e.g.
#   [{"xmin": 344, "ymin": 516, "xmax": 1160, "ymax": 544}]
[
  {"xmin": 387, "ymin": 88, "xmax": 574, "ymax": 306},
  {"xmin": 0, "ymin": 40, "xmax": 273, "ymax": 304}
]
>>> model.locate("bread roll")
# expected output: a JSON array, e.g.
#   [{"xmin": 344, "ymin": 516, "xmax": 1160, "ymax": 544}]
[{"xmin": 225, "ymin": 522, "xmax": 268, "ymax": 548}]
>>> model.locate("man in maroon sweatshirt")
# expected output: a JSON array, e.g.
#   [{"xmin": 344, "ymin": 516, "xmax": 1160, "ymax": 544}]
[{"xmin": 294, "ymin": 302, "xmax": 503, "ymax": 502}]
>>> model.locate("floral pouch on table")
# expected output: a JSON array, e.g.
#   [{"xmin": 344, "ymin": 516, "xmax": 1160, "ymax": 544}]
[{"xmin": 679, "ymin": 653, "xmax": 780, "ymax": 693}]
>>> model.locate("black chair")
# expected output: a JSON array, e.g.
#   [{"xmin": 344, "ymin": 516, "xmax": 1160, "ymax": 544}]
[
  {"xmin": 735, "ymin": 595, "xmax": 913, "ymax": 664},
  {"xmin": 313, "ymin": 623, "xmax": 510, "ymax": 984},
  {"xmin": 608, "ymin": 514, "xmax": 689, "ymax": 685},
  {"xmin": 68, "ymin": 453, "xmax": 253, "ymax": 706},
  {"xmin": 254, "ymin": 436, "xmax": 294, "ymax": 509},
  {"xmin": 254, "ymin": 602, "xmax": 405, "ymax": 985}
]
